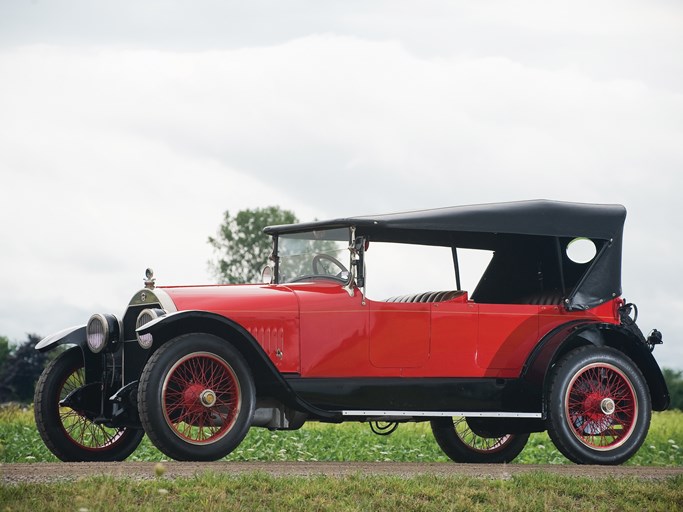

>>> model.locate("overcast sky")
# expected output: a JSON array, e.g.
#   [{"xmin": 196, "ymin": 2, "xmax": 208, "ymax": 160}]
[{"xmin": 1, "ymin": 1, "xmax": 682, "ymax": 368}]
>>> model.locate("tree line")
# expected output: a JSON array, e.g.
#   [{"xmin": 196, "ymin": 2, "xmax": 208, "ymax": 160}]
[{"xmin": 0, "ymin": 334, "xmax": 49, "ymax": 403}]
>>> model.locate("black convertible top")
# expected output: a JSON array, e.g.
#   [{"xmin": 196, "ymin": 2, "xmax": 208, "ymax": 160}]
[
  {"xmin": 264, "ymin": 200, "xmax": 626, "ymax": 242},
  {"xmin": 265, "ymin": 200, "xmax": 627, "ymax": 311}
]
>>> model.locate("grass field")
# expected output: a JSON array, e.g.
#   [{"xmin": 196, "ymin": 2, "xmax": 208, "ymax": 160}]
[
  {"xmin": 2, "ymin": 408, "xmax": 682, "ymax": 511},
  {"xmin": 1, "ymin": 406, "xmax": 681, "ymax": 465},
  {"xmin": 2, "ymin": 472, "xmax": 683, "ymax": 511}
]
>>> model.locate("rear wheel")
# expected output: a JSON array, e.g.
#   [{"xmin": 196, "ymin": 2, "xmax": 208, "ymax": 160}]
[
  {"xmin": 34, "ymin": 347, "xmax": 144, "ymax": 461},
  {"xmin": 138, "ymin": 334, "xmax": 255, "ymax": 461},
  {"xmin": 431, "ymin": 417, "xmax": 529, "ymax": 463},
  {"xmin": 547, "ymin": 346, "xmax": 651, "ymax": 465}
]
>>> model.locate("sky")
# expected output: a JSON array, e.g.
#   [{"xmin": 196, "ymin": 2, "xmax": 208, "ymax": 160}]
[{"xmin": 1, "ymin": 1, "xmax": 682, "ymax": 368}]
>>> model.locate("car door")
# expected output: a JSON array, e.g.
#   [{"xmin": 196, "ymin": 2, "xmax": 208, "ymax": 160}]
[
  {"xmin": 295, "ymin": 282, "xmax": 369, "ymax": 377},
  {"xmin": 367, "ymin": 299, "xmax": 431, "ymax": 370}
]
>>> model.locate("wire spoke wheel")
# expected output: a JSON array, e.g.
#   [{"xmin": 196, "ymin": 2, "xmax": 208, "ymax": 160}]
[
  {"xmin": 452, "ymin": 417, "xmax": 512, "ymax": 453},
  {"xmin": 138, "ymin": 335, "xmax": 255, "ymax": 461},
  {"xmin": 162, "ymin": 352, "xmax": 241, "ymax": 445},
  {"xmin": 431, "ymin": 416, "xmax": 529, "ymax": 463},
  {"xmin": 565, "ymin": 362, "xmax": 637, "ymax": 450},
  {"xmin": 58, "ymin": 367, "xmax": 126, "ymax": 450},
  {"xmin": 547, "ymin": 346, "xmax": 651, "ymax": 465},
  {"xmin": 34, "ymin": 347, "xmax": 144, "ymax": 461}
]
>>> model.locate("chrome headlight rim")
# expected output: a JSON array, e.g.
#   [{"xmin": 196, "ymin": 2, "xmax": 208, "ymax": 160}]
[
  {"xmin": 136, "ymin": 308, "xmax": 166, "ymax": 349},
  {"xmin": 86, "ymin": 313, "xmax": 119, "ymax": 353}
]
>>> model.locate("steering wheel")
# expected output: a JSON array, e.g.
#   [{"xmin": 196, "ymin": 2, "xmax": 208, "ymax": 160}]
[{"xmin": 312, "ymin": 254, "xmax": 348, "ymax": 277}]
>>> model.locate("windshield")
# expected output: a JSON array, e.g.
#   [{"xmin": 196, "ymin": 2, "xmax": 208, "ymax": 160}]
[{"xmin": 277, "ymin": 228, "xmax": 351, "ymax": 283}]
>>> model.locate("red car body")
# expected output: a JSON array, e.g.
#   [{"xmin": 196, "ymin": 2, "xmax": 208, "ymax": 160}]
[
  {"xmin": 162, "ymin": 283, "xmax": 620, "ymax": 379},
  {"xmin": 34, "ymin": 200, "xmax": 669, "ymax": 465}
]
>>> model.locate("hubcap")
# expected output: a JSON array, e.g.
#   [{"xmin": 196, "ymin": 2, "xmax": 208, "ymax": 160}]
[
  {"xmin": 600, "ymin": 397, "xmax": 616, "ymax": 415},
  {"xmin": 200, "ymin": 389, "xmax": 217, "ymax": 407}
]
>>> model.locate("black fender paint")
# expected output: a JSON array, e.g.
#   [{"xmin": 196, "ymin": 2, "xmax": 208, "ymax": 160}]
[{"xmin": 521, "ymin": 320, "xmax": 670, "ymax": 412}]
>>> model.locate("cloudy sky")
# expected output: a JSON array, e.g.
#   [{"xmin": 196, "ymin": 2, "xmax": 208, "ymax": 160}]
[{"xmin": 1, "ymin": 1, "xmax": 682, "ymax": 368}]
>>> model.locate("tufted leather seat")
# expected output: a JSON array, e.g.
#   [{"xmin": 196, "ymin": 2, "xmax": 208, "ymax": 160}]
[{"xmin": 384, "ymin": 290, "xmax": 466, "ymax": 303}]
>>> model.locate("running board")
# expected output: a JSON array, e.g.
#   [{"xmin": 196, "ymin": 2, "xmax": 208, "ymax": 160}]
[{"xmin": 340, "ymin": 410, "xmax": 542, "ymax": 419}]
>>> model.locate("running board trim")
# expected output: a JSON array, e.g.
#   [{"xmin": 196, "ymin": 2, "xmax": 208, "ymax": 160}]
[{"xmin": 340, "ymin": 410, "xmax": 542, "ymax": 419}]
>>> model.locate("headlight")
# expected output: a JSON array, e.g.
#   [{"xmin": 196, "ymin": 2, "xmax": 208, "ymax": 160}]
[
  {"xmin": 86, "ymin": 313, "xmax": 119, "ymax": 353},
  {"xmin": 135, "ymin": 308, "xmax": 165, "ymax": 349}
]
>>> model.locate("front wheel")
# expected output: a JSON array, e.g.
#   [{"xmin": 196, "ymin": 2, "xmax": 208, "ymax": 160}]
[
  {"xmin": 547, "ymin": 346, "xmax": 651, "ymax": 465},
  {"xmin": 138, "ymin": 334, "xmax": 255, "ymax": 461},
  {"xmin": 431, "ymin": 417, "xmax": 529, "ymax": 463},
  {"xmin": 34, "ymin": 347, "xmax": 144, "ymax": 461}
]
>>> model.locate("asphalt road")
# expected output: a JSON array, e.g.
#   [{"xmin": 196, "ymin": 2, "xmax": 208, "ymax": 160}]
[{"xmin": 2, "ymin": 462, "xmax": 682, "ymax": 484}]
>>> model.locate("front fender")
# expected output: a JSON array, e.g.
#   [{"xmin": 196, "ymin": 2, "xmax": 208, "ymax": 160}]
[
  {"xmin": 35, "ymin": 325, "xmax": 86, "ymax": 353},
  {"xmin": 137, "ymin": 310, "xmax": 338, "ymax": 420}
]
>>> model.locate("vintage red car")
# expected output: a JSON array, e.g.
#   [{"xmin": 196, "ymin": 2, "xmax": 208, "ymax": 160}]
[{"xmin": 34, "ymin": 200, "xmax": 669, "ymax": 465}]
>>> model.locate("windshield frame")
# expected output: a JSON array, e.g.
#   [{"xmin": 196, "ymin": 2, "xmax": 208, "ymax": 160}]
[{"xmin": 271, "ymin": 227, "xmax": 354, "ymax": 286}]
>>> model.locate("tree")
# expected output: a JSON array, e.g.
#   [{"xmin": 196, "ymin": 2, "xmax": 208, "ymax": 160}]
[
  {"xmin": 0, "ymin": 336, "xmax": 9, "ymax": 368},
  {"xmin": 663, "ymin": 368, "xmax": 683, "ymax": 411},
  {"xmin": 208, "ymin": 206, "xmax": 298, "ymax": 284},
  {"xmin": 0, "ymin": 334, "xmax": 48, "ymax": 403}
]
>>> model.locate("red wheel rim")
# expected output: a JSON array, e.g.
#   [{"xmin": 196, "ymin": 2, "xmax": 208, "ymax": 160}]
[
  {"xmin": 453, "ymin": 417, "xmax": 513, "ymax": 453},
  {"xmin": 58, "ymin": 367, "xmax": 126, "ymax": 451},
  {"xmin": 565, "ymin": 362, "xmax": 637, "ymax": 450},
  {"xmin": 162, "ymin": 352, "xmax": 242, "ymax": 445}
]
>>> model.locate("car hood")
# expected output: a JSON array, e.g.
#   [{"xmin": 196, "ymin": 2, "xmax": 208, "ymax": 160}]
[{"xmin": 160, "ymin": 283, "xmax": 299, "ymax": 318}]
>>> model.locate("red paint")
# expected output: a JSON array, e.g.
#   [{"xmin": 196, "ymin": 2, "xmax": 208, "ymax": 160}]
[
  {"xmin": 369, "ymin": 302, "xmax": 430, "ymax": 369},
  {"xmin": 163, "ymin": 284, "xmax": 301, "ymax": 373},
  {"xmin": 162, "ymin": 282, "xmax": 622, "ymax": 380}
]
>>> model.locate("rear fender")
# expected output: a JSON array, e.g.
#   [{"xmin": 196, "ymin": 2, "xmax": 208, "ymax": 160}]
[
  {"xmin": 522, "ymin": 320, "xmax": 670, "ymax": 412},
  {"xmin": 598, "ymin": 323, "xmax": 670, "ymax": 411}
]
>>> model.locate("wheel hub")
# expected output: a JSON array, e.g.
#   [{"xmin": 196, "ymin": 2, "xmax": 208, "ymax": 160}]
[
  {"xmin": 600, "ymin": 397, "xmax": 615, "ymax": 415},
  {"xmin": 200, "ymin": 389, "xmax": 217, "ymax": 408},
  {"xmin": 182, "ymin": 385, "xmax": 217, "ymax": 409},
  {"xmin": 582, "ymin": 393, "xmax": 605, "ymax": 420}
]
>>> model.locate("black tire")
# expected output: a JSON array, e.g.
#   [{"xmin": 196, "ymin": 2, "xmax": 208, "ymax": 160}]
[
  {"xmin": 431, "ymin": 417, "xmax": 530, "ymax": 463},
  {"xmin": 138, "ymin": 334, "xmax": 255, "ymax": 461},
  {"xmin": 34, "ymin": 347, "xmax": 144, "ymax": 462},
  {"xmin": 547, "ymin": 346, "xmax": 651, "ymax": 465}
]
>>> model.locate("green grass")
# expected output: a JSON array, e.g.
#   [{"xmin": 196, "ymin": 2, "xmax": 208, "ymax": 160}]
[
  {"xmin": 1, "ymin": 405, "xmax": 681, "ymax": 465},
  {"xmin": 2, "ymin": 407, "xmax": 682, "ymax": 511},
  {"xmin": 2, "ymin": 473, "xmax": 682, "ymax": 511}
]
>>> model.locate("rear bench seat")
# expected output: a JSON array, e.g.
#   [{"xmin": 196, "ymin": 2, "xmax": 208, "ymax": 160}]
[{"xmin": 384, "ymin": 290, "xmax": 466, "ymax": 303}]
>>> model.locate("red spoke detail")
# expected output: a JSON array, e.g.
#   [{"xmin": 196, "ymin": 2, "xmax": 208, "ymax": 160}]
[
  {"xmin": 452, "ymin": 417, "xmax": 511, "ymax": 453},
  {"xmin": 57, "ymin": 367, "xmax": 126, "ymax": 451},
  {"xmin": 566, "ymin": 363, "xmax": 637, "ymax": 450},
  {"xmin": 162, "ymin": 352, "xmax": 242, "ymax": 445}
]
